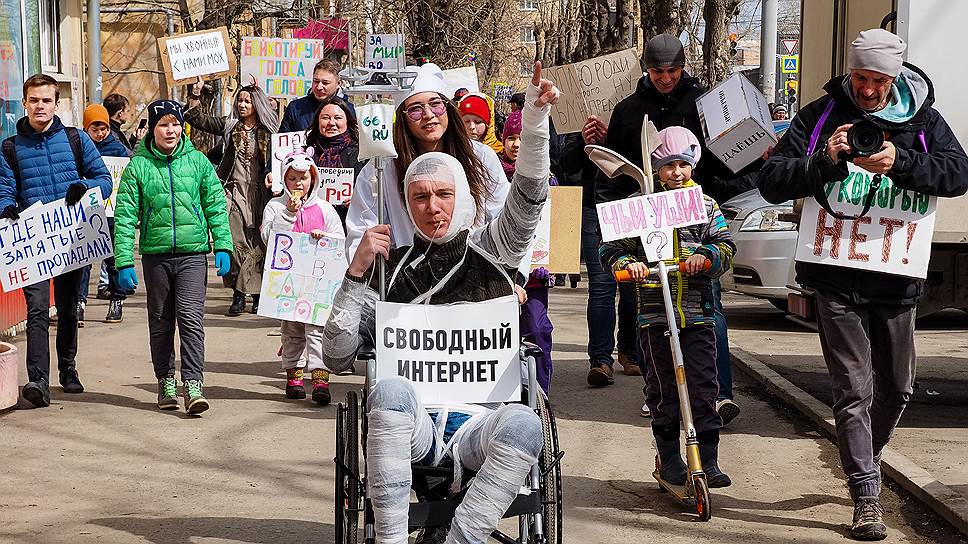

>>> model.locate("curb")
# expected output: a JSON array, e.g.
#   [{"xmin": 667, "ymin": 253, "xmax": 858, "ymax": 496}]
[{"xmin": 730, "ymin": 346, "xmax": 968, "ymax": 536}]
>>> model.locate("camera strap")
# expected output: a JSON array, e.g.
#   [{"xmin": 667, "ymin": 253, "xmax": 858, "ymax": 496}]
[{"xmin": 813, "ymin": 173, "xmax": 883, "ymax": 221}]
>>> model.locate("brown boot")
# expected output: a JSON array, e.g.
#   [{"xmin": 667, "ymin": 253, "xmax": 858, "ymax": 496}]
[
  {"xmin": 586, "ymin": 364, "xmax": 614, "ymax": 386},
  {"xmin": 617, "ymin": 353, "xmax": 641, "ymax": 376}
]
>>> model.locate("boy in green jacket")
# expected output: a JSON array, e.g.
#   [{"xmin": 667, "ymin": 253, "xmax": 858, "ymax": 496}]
[{"xmin": 113, "ymin": 100, "xmax": 233, "ymax": 414}]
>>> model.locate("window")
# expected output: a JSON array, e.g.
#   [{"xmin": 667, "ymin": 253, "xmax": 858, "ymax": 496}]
[
  {"xmin": 520, "ymin": 25, "xmax": 536, "ymax": 44},
  {"xmin": 39, "ymin": 0, "xmax": 61, "ymax": 72},
  {"xmin": 519, "ymin": 61, "xmax": 533, "ymax": 77},
  {"xmin": 519, "ymin": 0, "xmax": 537, "ymax": 10}
]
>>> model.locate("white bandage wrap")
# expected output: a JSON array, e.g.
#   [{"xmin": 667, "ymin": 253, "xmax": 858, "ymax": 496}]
[
  {"xmin": 366, "ymin": 409, "xmax": 416, "ymax": 544},
  {"xmin": 514, "ymin": 82, "xmax": 557, "ymax": 180}
]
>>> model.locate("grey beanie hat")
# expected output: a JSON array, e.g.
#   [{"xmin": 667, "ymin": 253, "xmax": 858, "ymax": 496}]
[
  {"xmin": 847, "ymin": 29, "xmax": 906, "ymax": 78},
  {"xmin": 644, "ymin": 34, "xmax": 686, "ymax": 69}
]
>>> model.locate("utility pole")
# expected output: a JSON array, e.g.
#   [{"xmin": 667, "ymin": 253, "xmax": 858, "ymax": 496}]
[
  {"xmin": 87, "ymin": 0, "xmax": 102, "ymax": 103},
  {"xmin": 760, "ymin": 0, "xmax": 778, "ymax": 103}
]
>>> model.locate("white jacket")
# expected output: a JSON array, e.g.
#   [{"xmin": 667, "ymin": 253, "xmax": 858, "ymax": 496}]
[{"xmin": 261, "ymin": 173, "xmax": 346, "ymax": 243}]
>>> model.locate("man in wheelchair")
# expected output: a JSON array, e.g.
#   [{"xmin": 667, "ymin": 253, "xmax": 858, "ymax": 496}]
[{"xmin": 322, "ymin": 67, "xmax": 559, "ymax": 544}]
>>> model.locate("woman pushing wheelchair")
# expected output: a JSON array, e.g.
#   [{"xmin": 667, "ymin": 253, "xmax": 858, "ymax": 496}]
[{"xmin": 322, "ymin": 64, "xmax": 559, "ymax": 544}]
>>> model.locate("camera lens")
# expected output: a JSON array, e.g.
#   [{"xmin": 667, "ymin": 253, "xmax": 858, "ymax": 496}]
[{"xmin": 847, "ymin": 120, "xmax": 885, "ymax": 157}]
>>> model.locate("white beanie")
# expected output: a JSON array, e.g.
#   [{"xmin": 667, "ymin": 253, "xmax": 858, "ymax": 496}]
[
  {"xmin": 403, "ymin": 152, "xmax": 475, "ymax": 244},
  {"xmin": 396, "ymin": 63, "xmax": 449, "ymax": 107},
  {"xmin": 847, "ymin": 29, "xmax": 906, "ymax": 78}
]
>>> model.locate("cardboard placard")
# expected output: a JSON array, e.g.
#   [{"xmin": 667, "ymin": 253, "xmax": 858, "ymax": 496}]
[
  {"xmin": 545, "ymin": 49, "xmax": 643, "ymax": 134},
  {"xmin": 696, "ymin": 72, "xmax": 778, "ymax": 173},
  {"xmin": 270, "ymin": 131, "xmax": 306, "ymax": 193},
  {"xmin": 535, "ymin": 186, "xmax": 582, "ymax": 273},
  {"xmin": 596, "ymin": 185, "xmax": 708, "ymax": 262},
  {"xmin": 257, "ymin": 231, "xmax": 348, "ymax": 325},
  {"xmin": 795, "ymin": 163, "xmax": 937, "ymax": 278},
  {"xmin": 102, "ymin": 157, "xmax": 130, "ymax": 218},
  {"xmin": 319, "ymin": 167, "xmax": 355, "ymax": 205},
  {"xmin": 158, "ymin": 27, "xmax": 236, "ymax": 87},
  {"xmin": 0, "ymin": 188, "xmax": 113, "ymax": 292},
  {"xmin": 375, "ymin": 297, "xmax": 521, "ymax": 404},
  {"xmin": 241, "ymin": 37, "xmax": 328, "ymax": 98}
]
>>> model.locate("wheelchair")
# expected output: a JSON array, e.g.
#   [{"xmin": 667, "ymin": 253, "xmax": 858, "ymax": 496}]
[{"xmin": 334, "ymin": 342, "xmax": 564, "ymax": 544}]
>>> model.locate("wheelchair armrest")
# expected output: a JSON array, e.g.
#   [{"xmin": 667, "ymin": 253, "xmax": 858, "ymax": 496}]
[
  {"xmin": 521, "ymin": 341, "xmax": 543, "ymax": 359},
  {"xmin": 356, "ymin": 350, "xmax": 376, "ymax": 361}
]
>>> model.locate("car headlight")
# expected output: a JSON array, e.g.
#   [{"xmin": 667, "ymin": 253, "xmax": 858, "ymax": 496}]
[{"xmin": 739, "ymin": 207, "xmax": 797, "ymax": 231}]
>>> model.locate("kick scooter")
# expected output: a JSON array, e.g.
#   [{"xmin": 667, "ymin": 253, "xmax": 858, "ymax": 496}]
[{"xmin": 615, "ymin": 260, "xmax": 712, "ymax": 521}]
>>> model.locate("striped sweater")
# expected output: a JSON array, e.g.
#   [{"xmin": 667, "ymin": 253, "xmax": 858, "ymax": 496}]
[{"xmin": 599, "ymin": 179, "xmax": 735, "ymax": 329}]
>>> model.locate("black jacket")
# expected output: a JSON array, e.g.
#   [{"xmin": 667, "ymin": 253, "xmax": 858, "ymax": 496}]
[
  {"xmin": 758, "ymin": 64, "xmax": 968, "ymax": 305},
  {"xmin": 559, "ymin": 132, "xmax": 596, "ymax": 208},
  {"xmin": 595, "ymin": 73, "xmax": 759, "ymax": 206}
]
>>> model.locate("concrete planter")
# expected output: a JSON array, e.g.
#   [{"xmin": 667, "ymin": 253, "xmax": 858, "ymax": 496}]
[{"xmin": 0, "ymin": 342, "xmax": 18, "ymax": 411}]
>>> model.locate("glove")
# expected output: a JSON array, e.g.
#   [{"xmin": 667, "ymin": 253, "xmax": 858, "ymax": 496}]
[
  {"xmin": 118, "ymin": 267, "xmax": 139, "ymax": 291},
  {"xmin": 65, "ymin": 182, "xmax": 88, "ymax": 206},
  {"xmin": 215, "ymin": 251, "xmax": 231, "ymax": 277},
  {"xmin": 531, "ymin": 267, "xmax": 550, "ymax": 281},
  {"xmin": 0, "ymin": 205, "xmax": 19, "ymax": 220}
]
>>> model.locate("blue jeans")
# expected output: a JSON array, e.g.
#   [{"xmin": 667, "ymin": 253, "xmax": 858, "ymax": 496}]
[
  {"xmin": 711, "ymin": 279, "xmax": 733, "ymax": 400},
  {"xmin": 581, "ymin": 205, "xmax": 638, "ymax": 367}
]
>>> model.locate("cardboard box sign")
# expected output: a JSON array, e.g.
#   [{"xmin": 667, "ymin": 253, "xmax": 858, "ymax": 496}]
[{"xmin": 696, "ymin": 73, "xmax": 777, "ymax": 173}]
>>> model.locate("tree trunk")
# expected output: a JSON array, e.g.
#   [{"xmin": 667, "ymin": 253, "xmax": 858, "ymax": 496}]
[{"xmin": 700, "ymin": 0, "xmax": 739, "ymax": 87}]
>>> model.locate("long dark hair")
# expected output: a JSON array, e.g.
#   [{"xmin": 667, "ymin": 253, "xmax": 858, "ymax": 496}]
[
  {"xmin": 305, "ymin": 96, "xmax": 359, "ymax": 147},
  {"xmin": 392, "ymin": 95, "xmax": 490, "ymax": 224}
]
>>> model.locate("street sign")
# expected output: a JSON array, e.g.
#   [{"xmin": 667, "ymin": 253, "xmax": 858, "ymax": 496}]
[
  {"xmin": 786, "ymin": 80, "xmax": 798, "ymax": 93},
  {"xmin": 782, "ymin": 38, "xmax": 799, "ymax": 55},
  {"xmin": 781, "ymin": 55, "xmax": 799, "ymax": 74}
]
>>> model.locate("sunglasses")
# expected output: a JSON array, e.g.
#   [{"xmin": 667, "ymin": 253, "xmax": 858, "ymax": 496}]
[{"xmin": 404, "ymin": 99, "xmax": 448, "ymax": 121}]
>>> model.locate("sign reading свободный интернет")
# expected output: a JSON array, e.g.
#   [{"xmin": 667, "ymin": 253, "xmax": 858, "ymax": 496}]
[
  {"xmin": 796, "ymin": 163, "xmax": 937, "ymax": 279},
  {"xmin": 241, "ymin": 37, "xmax": 328, "ymax": 99},
  {"xmin": 0, "ymin": 188, "xmax": 113, "ymax": 292}
]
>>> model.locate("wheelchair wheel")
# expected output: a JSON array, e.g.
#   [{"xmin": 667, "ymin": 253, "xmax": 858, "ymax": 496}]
[
  {"xmin": 536, "ymin": 395, "xmax": 562, "ymax": 544},
  {"xmin": 335, "ymin": 390, "xmax": 361, "ymax": 544}
]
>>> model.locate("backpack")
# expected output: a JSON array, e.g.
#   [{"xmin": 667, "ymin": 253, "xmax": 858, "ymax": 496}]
[{"xmin": 1, "ymin": 126, "xmax": 85, "ymax": 196}]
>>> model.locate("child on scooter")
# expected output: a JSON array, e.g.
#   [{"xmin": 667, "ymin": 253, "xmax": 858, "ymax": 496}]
[
  {"xmin": 599, "ymin": 126, "xmax": 736, "ymax": 488},
  {"xmin": 261, "ymin": 148, "xmax": 345, "ymax": 405}
]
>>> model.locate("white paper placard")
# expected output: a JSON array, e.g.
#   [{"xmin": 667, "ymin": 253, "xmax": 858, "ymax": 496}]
[
  {"xmin": 270, "ymin": 131, "xmax": 306, "ymax": 193},
  {"xmin": 796, "ymin": 163, "xmax": 937, "ymax": 278},
  {"xmin": 319, "ymin": 167, "xmax": 355, "ymax": 205},
  {"xmin": 364, "ymin": 34, "xmax": 404, "ymax": 71},
  {"xmin": 0, "ymin": 188, "xmax": 113, "ymax": 292},
  {"xmin": 375, "ymin": 296, "xmax": 521, "ymax": 404},
  {"xmin": 257, "ymin": 231, "xmax": 348, "ymax": 325},
  {"xmin": 241, "ymin": 36, "xmax": 329, "ymax": 99},
  {"xmin": 102, "ymin": 157, "xmax": 130, "ymax": 218},
  {"xmin": 596, "ymin": 185, "xmax": 708, "ymax": 261}
]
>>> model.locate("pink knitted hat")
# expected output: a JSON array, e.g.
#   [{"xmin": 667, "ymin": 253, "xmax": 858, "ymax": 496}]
[{"xmin": 650, "ymin": 126, "xmax": 702, "ymax": 169}]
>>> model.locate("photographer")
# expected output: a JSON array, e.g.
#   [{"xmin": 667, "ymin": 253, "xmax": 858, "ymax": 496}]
[{"xmin": 759, "ymin": 29, "xmax": 968, "ymax": 541}]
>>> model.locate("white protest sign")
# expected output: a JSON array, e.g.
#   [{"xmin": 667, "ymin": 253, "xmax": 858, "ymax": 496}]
[
  {"xmin": 257, "ymin": 231, "xmax": 348, "ymax": 325},
  {"xmin": 375, "ymin": 296, "xmax": 521, "ymax": 404},
  {"xmin": 357, "ymin": 103, "xmax": 397, "ymax": 160},
  {"xmin": 441, "ymin": 66, "xmax": 481, "ymax": 98},
  {"xmin": 157, "ymin": 27, "xmax": 236, "ymax": 87},
  {"xmin": 796, "ymin": 164, "xmax": 937, "ymax": 278},
  {"xmin": 102, "ymin": 157, "xmax": 130, "ymax": 218},
  {"xmin": 545, "ymin": 49, "xmax": 643, "ymax": 134},
  {"xmin": 0, "ymin": 188, "xmax": 113, "ymax": 292},
  {"xmin": 271, "ymin": 131, "xmax": 306, "ymax": 193},
  {"xmin": 241, "ymin": 37, "xmax": 328, "ymax": 99},
  {"xmin": 531, "ymin": 200, "xmax": 551, "ymax": 265},
  {"xmin": 596, "ymin": 185, "xmax": 709, "ymax": 261},
  {"xmin": 319, "ymin": 167, "xmax": 355, "ymax": 205},
  {"xmin": 365, "ymin": 34, "xmax": 404, "ymax": 71}
]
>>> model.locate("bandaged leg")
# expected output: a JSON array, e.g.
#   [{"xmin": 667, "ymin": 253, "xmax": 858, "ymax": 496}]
[
  {"xmin": 445, "ymin": 404, "xmax": 543, "ymax": 544},
  {"xmin": 366, "ymin": 377, "xmax": 434, "ymax": 544}
]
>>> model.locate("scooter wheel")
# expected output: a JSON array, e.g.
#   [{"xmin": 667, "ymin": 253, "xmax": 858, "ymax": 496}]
[{"xmin": 693, "ymin": 476, "xmax": 712, "ymax": 521}]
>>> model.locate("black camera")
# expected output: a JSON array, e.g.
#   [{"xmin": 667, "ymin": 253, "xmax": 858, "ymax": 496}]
[{"xmin": 841, "ymin": 119, "xmax": 885, "ymax": 160}]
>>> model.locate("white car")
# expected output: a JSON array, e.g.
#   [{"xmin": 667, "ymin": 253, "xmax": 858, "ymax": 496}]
[{"xmin": 719, "ymin": 189, "xmax": 798, "ymax": 311}]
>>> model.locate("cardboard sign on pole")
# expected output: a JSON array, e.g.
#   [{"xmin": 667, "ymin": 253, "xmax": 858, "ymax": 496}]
[
  {"xmin": 158, "ymin": 27, "xmax": 236, "ymax": 87},
  {"xmin": 241, "ymin": 37, "xmax": 328, "ymax": 98},
  {"xmin": 545, "ymin": 49, "xmax": 643, "ymax": 134}
]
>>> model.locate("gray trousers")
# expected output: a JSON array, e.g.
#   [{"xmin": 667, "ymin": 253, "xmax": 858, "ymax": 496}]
[
  {"xmin": 814, "ymin": 291, "xmax": 917, "ymax": 500},
  {"xmin": 143, "ymin": 254, "xmax": 209, "ymax": 382}
]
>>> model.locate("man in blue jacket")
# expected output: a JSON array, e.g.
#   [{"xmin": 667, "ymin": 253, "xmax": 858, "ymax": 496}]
[
  {"xmin": 278, "ymin": 58, "xmax": 355, "ymax": 133},
  {"xmin": 0, "ymin": 74, "xmax": 114, "ymax": 408}
]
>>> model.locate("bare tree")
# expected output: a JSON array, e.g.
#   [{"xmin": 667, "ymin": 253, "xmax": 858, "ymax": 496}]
[{"xmin": 700, "ymin": 0, "xmax": 740, "ymax": 86}]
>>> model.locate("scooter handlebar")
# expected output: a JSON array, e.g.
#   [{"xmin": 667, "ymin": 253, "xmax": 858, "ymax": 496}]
[{"xmin": 613, "ymin": 259, "xmax": 711, "ymax": 282}]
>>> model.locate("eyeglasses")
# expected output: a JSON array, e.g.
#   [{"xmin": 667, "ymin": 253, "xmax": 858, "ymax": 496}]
[{"xmin": 404, "ymin": 99, "xmax": 448, "ymax": 121}]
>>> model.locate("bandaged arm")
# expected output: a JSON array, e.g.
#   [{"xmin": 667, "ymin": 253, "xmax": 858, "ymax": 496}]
[{"xmin": 323, "ymin": 276, "xmax": 378, "ymax": 373}]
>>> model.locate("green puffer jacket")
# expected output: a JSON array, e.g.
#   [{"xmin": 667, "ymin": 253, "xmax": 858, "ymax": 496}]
[{"xmin": 113, "ymin": 135, "xmax": 233, "ymax": 269}]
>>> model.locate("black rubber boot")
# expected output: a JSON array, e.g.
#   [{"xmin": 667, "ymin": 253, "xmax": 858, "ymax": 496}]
[
  {"xmin": 653, "ymin": 423, "xmax": 687, "ymax": 485},
  {"xmin": 228, "ymin": 290, "xmax": 246, "ymax": 316},
  {"xmin": 698, "ymin": 430, "xmax": 732, "ymax": 488}
]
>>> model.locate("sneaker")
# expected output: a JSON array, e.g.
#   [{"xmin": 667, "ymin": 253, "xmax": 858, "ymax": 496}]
[
  {"xmin": 157, "ymin": 377, "xmax": 179, "ymax": 410},
  {"xmin": 103, "ymin": 299, "xmax": 123, "ymax": 323},
  {"xmin": 77, "ymin": 301, "xmax": 86, "ymax": 328},
  {"xmin": 586, "ymin": 364, "xmax": 614, "ymax": 387},
  {"xmin": 22, "ymin": 381, "xmax": 51, "ymax": 408},
  {"xmin": 716, "ymin": 398, "xmax": 741, "ymax": 426},
  {"xmin": 227, "ymin": 291, "xmax": 246, "ymax": 316},
  {"xmin": 183, "ymin": 379, "xmax": 210, "ymax": 415},
  {"xmin": 286, "ymin": 368, "xmax": 306, "ymax": 399},
  {"xmin": 640, "ymin": 403, "xmax": 651, "ymax": 418},
  {"xmin": 851, "ymin": 497, "xmax": 887, "ymax": 541},
  {"xmin": 617, "ymin": 352, "xmax": 642, "ymax": 376},
  {"xmin": 311, "ymin": 369, "xmax": 331, "ymax": 406},
  {"xmin": 96, "ymin": 287, "xmax": 111, "ymax": 300},
  {"xmin": 59, "ymin": 368, "xmax": 84, "ymax": 393}
]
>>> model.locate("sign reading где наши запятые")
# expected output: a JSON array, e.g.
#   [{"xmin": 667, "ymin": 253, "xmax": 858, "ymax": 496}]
[
  {"xmin": 796, "ymin": 163, "xmax": 937, "ymax": 279},
  {"xmin": 0, "ymin": 188, "xmax": 113, "ymax": 292},
  {"xmin": 241, "ymin": 37, "xmax": 328, "ymax": 99},
  {"xmin": 158, "ymin": 27, "xmax": 236, "ymax": 87}
]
